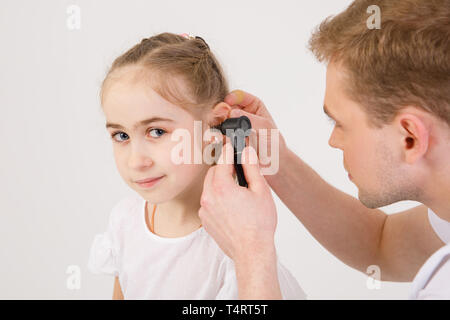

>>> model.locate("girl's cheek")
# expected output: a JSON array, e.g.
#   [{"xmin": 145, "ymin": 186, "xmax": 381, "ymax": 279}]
[
  {"xmin": 166, "ymin": 140, "xmax": 194, "ymax": 165},
  {"xmin": 112, "ymin": 149, "xmax": 121, "ymax": 164},
  {"xmin": 114, "ymin": 149, "xmax": 127, "ymax": 164}
]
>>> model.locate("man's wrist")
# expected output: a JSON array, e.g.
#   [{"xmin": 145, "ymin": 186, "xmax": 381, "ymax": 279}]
[
  {"xmin": 233, "ymin": 243, "xmax": 281, "ymax": 300},
  {"xmin": 234, "ymin": 241, "xmax": 277, "ymax": 267}
]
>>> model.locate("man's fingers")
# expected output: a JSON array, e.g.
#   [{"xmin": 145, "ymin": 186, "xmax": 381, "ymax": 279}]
[
  {"xmin": 230, "ymin": 108, "xmax": 268, "ymax": 130},
  {"xmin": 225, "ymin": 89, "xmax": 272, "ymax": 120},
  {"xmin": 224, "ymin": 89, "xmax": 247, "ymax": 106},
  {"xmin": 229, "ymin": 108, "xmax": 273, "ymax": 161},
  {"xmin": 241, "ymin": 146, "xmax": 266, "ymax": 193},
  {"xmin": 214, "ymin": 141, "xmax": 235, "ymax": 187}
]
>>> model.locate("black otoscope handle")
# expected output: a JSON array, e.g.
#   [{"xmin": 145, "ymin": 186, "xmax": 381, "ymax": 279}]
[
  {"xmin": 234, "ymin": 148, "xmax": 248, "ymax": 187},
  {"xmin": 212, "ymin": 116, "xmax": 252, "ymax": 188}
]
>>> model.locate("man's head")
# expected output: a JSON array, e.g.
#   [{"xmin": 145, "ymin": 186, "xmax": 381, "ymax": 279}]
[{"xmin": 309, "ymin": 0, "xmax": 450, "ymax": 208}]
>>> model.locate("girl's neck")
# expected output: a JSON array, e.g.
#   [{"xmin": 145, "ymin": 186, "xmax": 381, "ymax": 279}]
[
  {"xmin": 154, "ymin": 199, "xmax": 201, "ymax": 226},
  {"xmin": 148, "ymin": 176, "xmax": 204, "ymax": 238},
  {"xmin": 149, "ymin": 201, "xmax": 202, "ymax": 239}
]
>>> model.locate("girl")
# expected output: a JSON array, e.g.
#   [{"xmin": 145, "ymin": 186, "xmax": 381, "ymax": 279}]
[{"xmin": 88, "ymin": 32, "xmax": 306, "ymax": 299}]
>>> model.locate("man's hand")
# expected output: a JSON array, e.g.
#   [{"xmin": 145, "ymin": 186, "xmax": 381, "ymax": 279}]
[
  {"xmin": 225, "ymin": 90, "xmax": 288, "ymax": 176},
  {"xmin": 199, "ymin": 140, "xmax": 277, "ymax": 261},
  {"xmin": 199, "ymin": 140, "xmax": 282, "ymax": 299}
]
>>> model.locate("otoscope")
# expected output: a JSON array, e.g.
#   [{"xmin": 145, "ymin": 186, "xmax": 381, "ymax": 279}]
[{"xmin": 212, "ymin": 116, "xmax": 252, "ymax": 188}]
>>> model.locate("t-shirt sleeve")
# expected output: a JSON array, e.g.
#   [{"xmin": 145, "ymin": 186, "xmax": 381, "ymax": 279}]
[
  {"xmin": 215, "ymin": 256, "xmax": 307, "ymax": 300},
  {"xmin": 415, "ymin": 248, "xmax": 450, "ymax": 299},
  {"xmin": 428, "ymin": 208, "xmax": 450, "ymax": 244},
  {"xmin": 277, "ymin": 261, "xmax": 307, "ymax": 300},
  {"xmin": 87, "ymin": 200, "xmax": 125, "ymax": 277},
  {"xmin": 215, "ymin": 258, "xmax": 239, "ymax": 300}
]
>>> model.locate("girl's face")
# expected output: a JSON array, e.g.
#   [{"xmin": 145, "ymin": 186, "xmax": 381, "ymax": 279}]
[{"xmin": 102, "ymin": 69, "xmax": 214, "ymax": 204}]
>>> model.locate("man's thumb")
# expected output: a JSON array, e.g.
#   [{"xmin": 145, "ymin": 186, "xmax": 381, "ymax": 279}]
[
  {"xmin": 240, "ymin": 146, "xmax": 265, "ymax": 192},
  {"xmin": 230, "ymin": 108, "xmax": 243, "ymax": 118}
]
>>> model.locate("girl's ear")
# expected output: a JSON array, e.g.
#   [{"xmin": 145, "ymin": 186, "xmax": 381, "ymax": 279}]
[{"xmin": 207, "ymin": 102, "xmax": 232, "ymax": 127}]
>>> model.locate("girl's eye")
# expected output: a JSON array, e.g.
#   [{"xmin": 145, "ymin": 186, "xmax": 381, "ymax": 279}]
[
  {"xmin": 111, "ymin": 131, "xmax": 129, "ymax": 142},
  {"xmin": 110, "ymin": 128, "xmax": 166, "ymax": 143},
  {"xmin": 149, "ymin": 128, "xmax": 166, "ymax": 138}
]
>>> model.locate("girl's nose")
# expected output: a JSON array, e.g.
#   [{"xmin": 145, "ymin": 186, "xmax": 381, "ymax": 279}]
[
  {"xmin": 128, "ymin": 144, "xmax": 153, "ymax": 169},
  {"xmin": 128, "ymin": 153, "xmax": 153, "ymax": 169}
]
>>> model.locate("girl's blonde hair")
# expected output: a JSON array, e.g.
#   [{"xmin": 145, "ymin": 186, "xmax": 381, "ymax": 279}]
[{"xmin": 100, "ymin": 32, "xmax": 229, "ymax": 115}]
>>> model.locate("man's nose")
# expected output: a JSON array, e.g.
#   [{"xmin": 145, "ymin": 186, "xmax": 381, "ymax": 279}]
[{"xmin": 328, "ymin": 128, "xmax": 343, "ymax": 150}]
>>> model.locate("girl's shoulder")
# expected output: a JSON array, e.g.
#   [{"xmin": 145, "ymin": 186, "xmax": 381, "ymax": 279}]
[{"xmin": 108, "ymin": 194, "xmax": 143, "ymax": 226}]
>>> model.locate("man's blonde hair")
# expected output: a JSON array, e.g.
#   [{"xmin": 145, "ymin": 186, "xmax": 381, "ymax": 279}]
[{"xmin": 309, "ymin": 0, "xmax": 450, "ymax": 128}]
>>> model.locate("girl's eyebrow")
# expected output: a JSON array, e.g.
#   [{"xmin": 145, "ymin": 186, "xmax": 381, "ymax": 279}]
[{"xmin": 106, "ymin": 117, "xmax": 175, "ymax": 130}]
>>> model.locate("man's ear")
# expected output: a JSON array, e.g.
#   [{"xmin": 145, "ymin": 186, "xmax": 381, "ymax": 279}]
[
  {"xmin": 395, "ymin": 109, "xmax": 430, "ymax": 164},
  {"xmin": 207, "ymin": 102, "xmax": 232, "ymax": 128}
]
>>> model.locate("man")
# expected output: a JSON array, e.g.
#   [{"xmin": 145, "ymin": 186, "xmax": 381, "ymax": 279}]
[{"xmin": 198, "ymin": 0, "xmax": 450, "ymax": 299}]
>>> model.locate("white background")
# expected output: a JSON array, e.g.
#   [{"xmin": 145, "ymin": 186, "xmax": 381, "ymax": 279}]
[{"xmin": 0, "ymin": 0, "xmax": 418, "ymax": 299}]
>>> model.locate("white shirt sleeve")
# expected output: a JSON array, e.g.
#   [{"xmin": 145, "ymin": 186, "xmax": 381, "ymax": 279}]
[
  {"xmin": 215, "ymin": 257, "xmax": 307, "ymax": 300},
  {"xmin": 416, "ymin": 255, "xmax": 450, "ymax": 299},
  {"xmin": 410, "ymin": 244, "xmax": 450, "ymax": 299},
  {"xmin": 87, "ymin": 203, "xmax": 121, "ymax": 277},
  {"xmin": 428, "ymin": 208, "xmax": 450, "ymax": 244},
  {"xmin": 215, "ymin": 258, "xmax": 239, "ymax": 300},
  {"xmin": 277, "ymin": 262, "xmax": 307, "ymax": 300}
]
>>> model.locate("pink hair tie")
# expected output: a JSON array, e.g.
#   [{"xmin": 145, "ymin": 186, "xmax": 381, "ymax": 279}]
[{"xmin": 179, "ymin": 33, "xmax": 195, "ymax": 40}]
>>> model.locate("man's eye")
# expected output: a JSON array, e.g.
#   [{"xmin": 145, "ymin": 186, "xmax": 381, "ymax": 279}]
[
  {"xmin": 149, "ymin": 128, "xmax": 166, "ymax": 138},
  {"xmin": 327, "ymin": 117, "xmax": 336, "ymax": 125},
  {"xmin": 111, "ymin": 131, "xmax": 129, "ymax": 142},
  {"xmin": 327, "ymin": 117, "xmax": 342, "ymax": 128}
]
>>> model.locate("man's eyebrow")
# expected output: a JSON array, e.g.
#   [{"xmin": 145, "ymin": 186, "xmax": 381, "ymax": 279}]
[
  {"xmin": 105, "ymin": 117, "xmax": 175, "ymax": 130},
  {"xmin": 323, "ymin": 104, "xmax": 337, "ymax": 120}
]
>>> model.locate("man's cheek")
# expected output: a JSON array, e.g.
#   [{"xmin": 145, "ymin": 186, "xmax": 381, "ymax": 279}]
[{"xmin": 345, "ymin": 150, "xmax": 361, "ymax": 176}]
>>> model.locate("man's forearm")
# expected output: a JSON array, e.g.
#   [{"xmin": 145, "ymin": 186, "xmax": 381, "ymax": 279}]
[
  {"xmin": 235, "ymin": 244, "xmax": 282, "ymax": 300},
  {"xmin": 266, "ymin": 146, "xmax": 387, "ymax": 275}
]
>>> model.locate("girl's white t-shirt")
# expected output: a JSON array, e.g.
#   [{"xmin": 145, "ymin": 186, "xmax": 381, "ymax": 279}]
[{"xmin": 88, "ymin": 195, "xmax": 307, "ymax": 300}]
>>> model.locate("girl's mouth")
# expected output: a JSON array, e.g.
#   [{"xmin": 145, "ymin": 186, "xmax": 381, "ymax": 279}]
[{"xmin": 135, "ymin": 176, "xmax": 165, "ymax": 188}]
